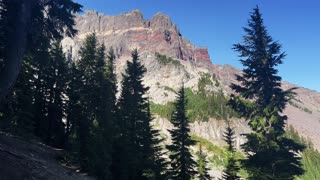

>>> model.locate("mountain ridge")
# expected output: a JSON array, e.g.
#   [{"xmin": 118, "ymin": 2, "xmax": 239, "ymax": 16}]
[{"xmin": 62, "ymin": 9, "xmax": 320, "ymax": 150}]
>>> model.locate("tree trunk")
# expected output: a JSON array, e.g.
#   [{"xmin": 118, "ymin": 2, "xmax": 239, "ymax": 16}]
[{"xmin": 0, "ymin": 0, "xmax": 32, "ymax": 104}]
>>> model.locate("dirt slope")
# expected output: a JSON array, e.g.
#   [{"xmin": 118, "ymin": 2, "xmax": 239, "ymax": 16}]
[{"xmin": 0, "ymin": 132, "xmax": 93, "ymax": 180}]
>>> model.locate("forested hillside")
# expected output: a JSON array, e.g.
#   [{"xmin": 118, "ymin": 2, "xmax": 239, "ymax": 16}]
[{"xmin": 0, "ymin": 1, "xmax": 320, "ymax": 179}]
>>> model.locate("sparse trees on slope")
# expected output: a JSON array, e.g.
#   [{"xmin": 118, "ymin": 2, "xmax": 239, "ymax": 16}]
[
  {"xmin": 196, "ymin": 144, "xmax": 211, "ymax": 180},
  {"xmin": 229, "ymin": 6, "xmax": 304, "ymax": 179},
  {"xmin": 166, "ymin": 86, "xmax": 196, "ymax": 180}
]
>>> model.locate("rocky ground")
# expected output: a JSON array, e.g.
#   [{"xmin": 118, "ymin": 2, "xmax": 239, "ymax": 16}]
[{"xmin": 0, "ymin": 132, "xmax": 93, "ymax": 180}]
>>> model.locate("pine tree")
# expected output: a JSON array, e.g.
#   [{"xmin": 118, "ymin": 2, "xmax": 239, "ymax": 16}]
[
  {"xmin": 229, "ymin": 6, "xmax": 304, "ymax": 179},
  {"xmin": 70, "ymin": 33, "xmax": 113, "ymax": 178},
  {"xmin": 114, "ymin": 49, "xmax": 150, "ymax": 179},
  {"xmin": 223, "ymin": 122, "xmax": 236, "ymax": 153},
  {"xmin": 44, "ymin": 41, "xmax": 69, "ymax": 147},
  {"xmin": 65, "ymin": 61, "xmax": 83, "ymax": 150},
  {"xmin": 142, "ymin": 100, "xmax": 169, "ymax": 180},
  {"xmin": 196, "ymin": 144, "xmax": 211, "ymax": 180},
  {"xmin": 166, "ymin": 85, "xmax": 196, "ymax": 180},
  {"xmin": 221, "ymin": 122, "xmax": 240, "ymax": 180},
  {"xmin": 72, "ymin": 33, "xmax": 98, "ymax": 171}
]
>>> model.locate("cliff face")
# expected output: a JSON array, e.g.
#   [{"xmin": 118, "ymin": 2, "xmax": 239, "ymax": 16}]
[
  {"xmin": 62, "ymin": 10, "xmax": 320, "ymax": 151},
  {"xmin": 63, "ymin": 10, "xmax": 212, "ymax": 68}
]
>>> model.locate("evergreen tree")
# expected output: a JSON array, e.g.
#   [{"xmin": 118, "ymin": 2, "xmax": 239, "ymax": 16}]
[
  {"xmin": 229, "ymin": 6, "xmax": 304, "ymax": 179},
  {"xmin": 92, "ymin": 43, "xmax": 113, "ymax": 179},
  {"xmin": 114, "ymin": 49, "xmax": 150, "ymax": 179},
  {"xmin": 166, "ymin": 86, "xmax": 196, "ymax": 180},
  {"xmin": 106, "ymin": 47, "xmax": 117, "ymax": 99},
  {"xmin": 142, "ymin": 100, "xmax": 169, "ymax": 180},
  {"xmin": 45, "ymin": 41, "xmax": 69, "ymax": 147},
  {"xmin": 69, "ymin": 33, "xmax": 113, "ymax": 179},
  {"xmin": 0, "ymin": 0, "xmax": 82, "ymax": 104},
  {"xmin": 223, "ymin": 122, "xmax": 236, "ymax": 153},
  {"xmin": 74, "ymin": 33, "xmax": 98, "ymax": 172},
  {"xmin": 196, "ymin": 144, "xmax": 211, "ymax": 180},
  {"xmin": 221, "ymin": 122, "xmax": 240, "ymax": 180},
  {"xmin": 65, "ymin": 61, "xmax": 83, "ymax": 150}
]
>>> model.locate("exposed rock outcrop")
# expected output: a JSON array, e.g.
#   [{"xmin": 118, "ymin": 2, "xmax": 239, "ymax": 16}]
[{"xmin": 62, "ymin": 10, "xmax": 212, "ymax": 68}]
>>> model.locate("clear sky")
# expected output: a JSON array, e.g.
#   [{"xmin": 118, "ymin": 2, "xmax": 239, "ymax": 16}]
[{"xmin": 74, "ymin": 0, "xmax": 320, "ymax": 92}]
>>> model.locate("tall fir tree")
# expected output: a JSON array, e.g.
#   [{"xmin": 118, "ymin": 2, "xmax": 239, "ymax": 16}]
[
  {"xmin": 221, "ymin": 122, "xmax": 240, "ymax": 180},
  {"xmin": 65, "ymin": 61, "xmax": 83, "ymax": 150},
  {"xmin": 73, "ymin": 33, "xmax": 113, "ymax": 178},
  {"xmin": 166, "ymin": 86, "xmax": 196, "ymax": 180},
  {"xmin": 196, "ymin": 144, "xmax": 211, "ymax": 180},
  {"xmin": 229, "ymin": 6, "xmax": 304, "ymax": 179},
  {"xmin": 114, "ymin": 49, "xmax": 150, "ymax": 179},
  {"xmin": 74, "ymin": 33, "xmax": 97, "ymax": 171},
  {"xmin": 91, "ymin": 43, "xmax": 113, "ymax": 179},
  {"xmin": 142, "ymin": 100, "xmax": 169, "ymax": 180},
  {"xmin": 45, "ymin": 41, "xmax": 69, "ymax": 147}
]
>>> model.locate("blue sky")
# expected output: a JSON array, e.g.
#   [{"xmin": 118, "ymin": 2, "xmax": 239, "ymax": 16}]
[{"xmin": 74, "ymin": 0, "xmax": 320, "ymax": 92}]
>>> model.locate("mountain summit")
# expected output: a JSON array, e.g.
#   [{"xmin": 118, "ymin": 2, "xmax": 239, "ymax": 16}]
[
  {"xmin": 62, "ymin": 10, "xmax": 320, "ymax": 151},
  {"xmin": 62, "ymin": 10, "xmax": 212, "ymax": 68}
]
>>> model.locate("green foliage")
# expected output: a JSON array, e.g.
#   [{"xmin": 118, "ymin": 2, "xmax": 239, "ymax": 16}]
[
  {"xmin": 196, "ymin": 144, "xmax": 211, "ymax": 180},
  {"xmin": 286, "ymin": 126, "xmax": 320, "ymax": 180},
  {"xmin": 230, "ymin": 6, "xmax": 304, "ymax": 179},
  {"xmin": 191, "ymin": 135, "xmax": 244, "ymax": 171},
  {"xmin": 114, "ymin": 49, "xmax": 164, "ymax": 179},
  {"xmin": 197, "ymin": 73, "xmax": 213, "ymax": 96},
  {"xmin": 155, "ymin": 52, "xmax": 181, "ymax": 67},
  {"xmin": 166, "ymin": 86, "xmax": 197, "ymax": 180},
  {"xmin": 67, "ymin": 33, "xmax": 113, "ymax": 178},
  {"xmin": 150, "ymin": 101, "xmax": 175, "ymax": 120},
  {"xmin": 222, "ymin": 123, "xmax": 240, "ymax": 180},
  {"xmin": 142, "ymin": 101, "xmax": 169, "ymax": 180},
  {"xmin": 151, "ymin": 88, "xmax": 238, "ymax": 122}
]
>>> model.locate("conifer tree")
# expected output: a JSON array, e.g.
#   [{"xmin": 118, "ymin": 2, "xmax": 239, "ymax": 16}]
[
  {"xmin": 229, "ymin": 6, "xmax": 304, "ymax": 179},
  {"xmin": 223, "ymin": 122, "xmax": 236, "ymax": 153},
  {"xmin": 114, "ymin": 49, "xmax": 150, "ymax": 179},
  {"xmin": 166, "ymin": 85, "xmax": 196, "ymax": 180},
  {"xmin": 44, "ymin": 41, "xmax": 69, "ymax": 147},
  {"xmin": 142, "ymin": 100, "xmax": 169, "ymax": 180},
  {"xmin": 92, "ymin": 44, "xmax": 113, "ymax": 179},
  {"xmin": 106, "ymin": 47, "xmax": 117, "ymax": 99},
  {"xmin": 74, "ymin": 33, "xmax": 98, "ymax": 171},
  {"xmin": 65, "ymin": 61, "xmax": 83, "ymax": 149},
  {"xmin": 71, "ymin": 33, "xmax": 113, "ymax": 178},
  {"xmin": 0, "ymin": 0, "xmax": 82, "ymax": 104},
  {"xmin": 196, "ymin": 144, "xmax": 211, "ymax": 180},
  {"xmin": 222, "ymin": 123, "xmax": 240, "ymax": 180}
]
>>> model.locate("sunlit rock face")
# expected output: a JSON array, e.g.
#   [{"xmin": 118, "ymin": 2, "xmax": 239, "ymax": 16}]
[{"xmin": 62, "ymin": 10, "xmax": 212, "ymax": 68}]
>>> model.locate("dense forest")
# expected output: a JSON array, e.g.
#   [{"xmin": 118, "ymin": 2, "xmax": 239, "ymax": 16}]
[{"xmin": 0, "ymin": 1, "xmax": 319, "ymax": 179}]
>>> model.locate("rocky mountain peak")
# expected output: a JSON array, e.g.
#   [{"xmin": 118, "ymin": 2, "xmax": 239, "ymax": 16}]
[
  {"xmin": 63, "ymin": 10, "xmax": 213, "ymax": 68},
  {"xmin": 150, "ymin": 12, "xmax": 173, "ymax": 30}
]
